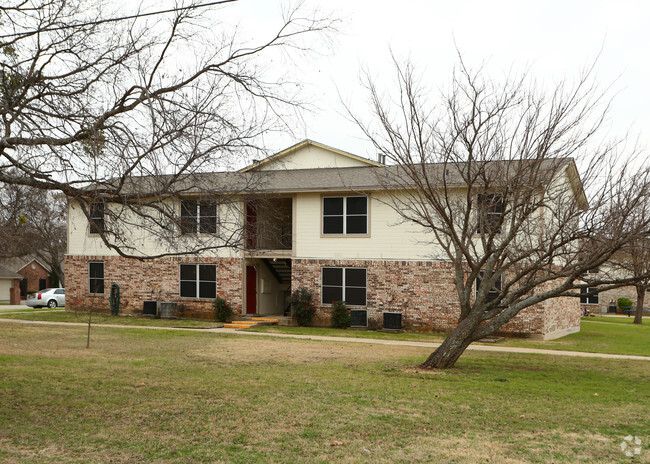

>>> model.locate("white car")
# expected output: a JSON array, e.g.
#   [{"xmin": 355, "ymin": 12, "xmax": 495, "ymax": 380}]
[{"xmin": 26, "ymin": 288, "xmax": 65, "ymax": 308}]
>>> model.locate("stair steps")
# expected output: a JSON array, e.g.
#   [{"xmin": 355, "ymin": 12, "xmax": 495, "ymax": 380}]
[{"xmin": 223, "ymin": 317, "xmax": 280, "ymax": 329}]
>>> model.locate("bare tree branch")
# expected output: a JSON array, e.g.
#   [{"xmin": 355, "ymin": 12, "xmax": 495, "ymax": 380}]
[{"xmin": 349, "ymin": 57, "xmax": 650, "ymax": 368}]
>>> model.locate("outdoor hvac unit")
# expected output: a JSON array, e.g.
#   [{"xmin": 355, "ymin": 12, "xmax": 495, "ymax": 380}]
[
  {"xmin": 142, "ymin": 300, "xmax": 157, "ymax": 317},
  {"xmin": 159, "ymin": 302, "xmax": 178, "ymax": 319},
  {"xmin": 350, "ymin": 309, "xmax": 368, "ymax": 328},
  {"xmin": 383, "ymin": 312, "xmax": 403, "ymax": 331}
]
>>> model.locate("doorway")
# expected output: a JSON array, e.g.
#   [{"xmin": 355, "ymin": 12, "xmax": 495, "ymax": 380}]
[{"xmin": 246, "ymin": 266, "xmax": 257, "ymax": 314}]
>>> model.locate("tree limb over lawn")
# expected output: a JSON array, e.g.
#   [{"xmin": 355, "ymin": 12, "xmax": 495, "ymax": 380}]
[
  {"xmin": 351, "ymin": 57, "xmax": 650, "ymax": 368},
  {"xmin": 0, "ymin": 0, "xmax": 334, "ymax": 258}
]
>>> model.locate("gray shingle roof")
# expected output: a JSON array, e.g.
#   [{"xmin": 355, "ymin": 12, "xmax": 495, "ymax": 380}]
[
  {"xmin": 87, "ymin": 158, "xmax": 574, "ymax": 198},
  {"xmin": 0, "ymin": 264, "xmax": 21, "ymax": 279}
]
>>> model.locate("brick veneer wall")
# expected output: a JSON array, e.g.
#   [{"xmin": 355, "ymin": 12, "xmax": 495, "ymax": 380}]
[
  {"xmin": 18, "ymin": 260, "xmax": 50, "ymax": 294},
  {"xmin": 65, "ymin": 255, "xmax": 243, "ymax": 318},
  {"xmin": 292, "ymin": 258, "xmax": 580, "ymax": 339},
  {"xmin": 591, "ymin": 286, "xmax": 639, "ymax": 314}
]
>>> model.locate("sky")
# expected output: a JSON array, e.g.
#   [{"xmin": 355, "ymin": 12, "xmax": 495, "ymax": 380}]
[{"xmin": 172, "ymin": 0, "xmax": 650, "ymax": 161}]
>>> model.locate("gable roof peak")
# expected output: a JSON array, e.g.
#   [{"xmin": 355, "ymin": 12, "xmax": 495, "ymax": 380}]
[{"xmin": 239, "ymin": 139, "xmax": 382, "ymax": 172}]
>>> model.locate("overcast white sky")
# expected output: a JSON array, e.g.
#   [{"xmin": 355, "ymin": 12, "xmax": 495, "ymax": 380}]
[{"xmin": 211, "ymin": 0, "xmax": 650, "ymax": 160}]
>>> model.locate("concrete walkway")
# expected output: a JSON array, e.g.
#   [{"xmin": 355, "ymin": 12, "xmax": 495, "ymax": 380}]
[
  {"xmin": 0, "ymin": 304, "xmax": 30, "ymax": 310},
  {"xmin": 1, "ymin": 317, "xmax": 649, "ymax": 362}
]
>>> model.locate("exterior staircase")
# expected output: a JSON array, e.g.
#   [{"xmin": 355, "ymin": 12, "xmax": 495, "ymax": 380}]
[
  {"xmin": 261, "ymin": 258, "xmax": 291, "ymax": 283},
  {"xmin": 223, "ymin": 316, "xmax": 284, "ymax": 329}
]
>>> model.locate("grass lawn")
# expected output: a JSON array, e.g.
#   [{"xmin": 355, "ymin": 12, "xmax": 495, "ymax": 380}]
[
  {"xmin": 584, "ymin": 316, "xmax": 643, "ymax": 325},
  {"xmin": 3, "ymin": 311, "xmax": 649, "ymax": 356},
  {"xmin": 502, "ymin": 319, "xmax": 650, "ymax": 356},
  {"xmin": 0, "ymin": 307, "xmax": 63, "ymax": 314},
  {"xmin": 246, "ymin": 319, "xmax": 650, "ymax": 357},
  {"xmin": 0, "ymin": 310, "xmax": 222, "ymax": 328},
  {"xmin": 0, "ymin": 322, "xmax": 648, "ymax": 463}
]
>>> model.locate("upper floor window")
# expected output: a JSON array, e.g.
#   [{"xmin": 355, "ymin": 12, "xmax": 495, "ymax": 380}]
[
  {"xmin": 180, "ymin": 199, "xmax": 217, "ymax": 234},
  {"xmin": 89, "ymin": 202, "xmax": 104, "ymax": 234},
  {"xmin": 323, "ymin": 196, "xmax": 368, "ymax": 235},
  {"xmin": 476, "ymin": 193, "xmax": 503, "ymax": 234}
]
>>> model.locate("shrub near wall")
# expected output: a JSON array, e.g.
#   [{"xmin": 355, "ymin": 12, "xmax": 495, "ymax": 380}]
[
  {"xmin": 290, "ymin": 287, "xmax": 315, "ymax": 326},
  {"xmin": 330, "ymin": 301, "xmax": 350, "ymax": 328},
  {"xmin": 213, "ymin": 297, "xmax": 233, "ymax": 322}
]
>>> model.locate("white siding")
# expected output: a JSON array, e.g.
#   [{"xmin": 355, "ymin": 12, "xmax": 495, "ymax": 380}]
[
  {"xmin": 258, "ymin": 145, "xmax": 372, "ymax": 171},
  {"xmin": 67, "ymin": 199, "xmax": 242, "ymax": 258},
  {"xmin": 294, "ymin": 191, "xmax": 445, "ymax": 260}
]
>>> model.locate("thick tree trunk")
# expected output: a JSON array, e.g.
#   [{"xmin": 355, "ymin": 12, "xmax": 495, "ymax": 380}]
[
  {"xmin": 634, "ymin": 286, "xmax": 645, "ymax": 325},
  {"xmin": 419, "ymin": 320, "xmax": 476, "ymax": 369}
]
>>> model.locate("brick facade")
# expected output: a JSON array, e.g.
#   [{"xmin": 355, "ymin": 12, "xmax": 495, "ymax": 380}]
[
  {"xmin": 292, "ymin": 258, "xmax": 580, "ymax": 339},
  {"xmin": 584, "ymin": 285, "xmax": 641, "ymax": 314},
  {"xmin": 18, "ymin": 260, "xmax": 50, "ymax": 295},
  {"xmin": 65, "ymin": 255, "xmax": 580, "ymax": 338},
  {"xmin": 65, "ymin": 255, "xmax": 242, "ymax": 318}
]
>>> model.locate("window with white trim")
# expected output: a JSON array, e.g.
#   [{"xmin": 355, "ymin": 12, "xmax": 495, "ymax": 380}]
[
  {"xmin": 180, "ymin": 199, "xmax": 217, "ymax": 234},
  {"xmin": 321, "ymin": 267, "xmax": 366, "ymax": 306},
  {"xmin": 180, "ymin": 264, "xmax": 216, "ymax": 299},
  {"xmin": 89, "ymin": 262, "xmax": 104, "ymax": 294},
  {"xmin": 322, "ymin": 196, "xmax": 368, "ymax": 235},
  {"xmin": 475, "ymin": 271, "xmax": 502, "ymax": 303}
]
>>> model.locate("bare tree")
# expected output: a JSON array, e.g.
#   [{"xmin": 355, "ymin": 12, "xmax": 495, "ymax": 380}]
[
  {"xmin": 0, "ymin": 181, "xmax": 67, "ymax": 284},
  {"xmin": 608, "ymin": 233, "xmax": 650, "ymax": 324},
  {"xmin": 0, "ymin": 0, "xmax": 333, "ymax": 257},
  {"xmin": 351, "ymin": 59, "xmax": 650, "ymax": 369}
]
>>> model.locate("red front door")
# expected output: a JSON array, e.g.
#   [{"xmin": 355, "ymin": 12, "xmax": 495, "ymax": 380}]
[{"xmin": 246, "ymin": 266, "xmax": 257, "ymax": 314}]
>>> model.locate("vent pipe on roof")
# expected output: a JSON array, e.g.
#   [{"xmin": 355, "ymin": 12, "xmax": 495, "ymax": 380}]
[
  {"xmin": 377, "ymin": 153, "xmax": 386, "ymax": 164},
  {"xmin": 252, "ymin": 159, "xmax": 260, "ymax": 164}
]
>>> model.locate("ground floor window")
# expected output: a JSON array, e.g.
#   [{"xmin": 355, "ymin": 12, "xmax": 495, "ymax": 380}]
[
  {"xmin": 475, "ymin": 271, "xmax": 502, "ymax": 303},
  {"xmin": 321, "ymin": 267, "xmax": 366, "ymax": 306},
  {"xmin": 580, "ymin": 287, "xmax": 599, "ymax": 304},
  {"xmin": 89, "ymin": 262, "xmax": 104, "ymax": 294},
  {"xmin": 180, "ymin": 264, "xmax": 216, "ymax": 298}
]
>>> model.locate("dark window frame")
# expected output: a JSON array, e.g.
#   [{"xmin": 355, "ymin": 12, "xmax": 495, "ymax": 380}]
[
  {"xmin": 476, "ymin": 193, "xmax": 504, "ymax": 234},
  {"xmin": 475, "ymin": 271, "xmax": 502, "ymax": 303},
  {"xmin": 89, "ymin": 202, "xmax": 105, "ymax": 235},
  {"xmin": 180, "ymin": 199, "xmax": 217, "ymax": 235},
  {"xmin": 322, "ymin": 196, "xmax": 368, "ymax": 235},
  {"xmin": 321, "ymin": 267, "xmax": 367, "ymax": 306},
  {"xmin": 580, "ymin": 287, "xmax": 599, "ymax": 304},
  {"xmin": 89, "ymin": 262, "xmax": 104, "ymax": 294},
  {"xmin": 179, "ymin": 264, "xmax": 217, "ymax": 299}
]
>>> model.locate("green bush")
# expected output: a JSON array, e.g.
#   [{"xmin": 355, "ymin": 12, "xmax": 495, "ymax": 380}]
[
  {"xmin": 330, "ymin": 301, "xmax": 350, "ymax": 328},
  {"xmin": 617, "ymin": 297, "xmax": 633, "ymax": 312},
  {"xmin": 290, "ymin": 287, "xmax": 316, "ymax": 326},
  {"xmin": 213, "ymin": 297, "xmax": 233, "ymax": 322}
]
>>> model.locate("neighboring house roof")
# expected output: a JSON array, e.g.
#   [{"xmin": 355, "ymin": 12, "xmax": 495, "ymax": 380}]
[
  {"xmin": 0, "ymin": 256, "xmax": 51, "ymax": 275},
  {"xmin": 0, "ymin": 264, "xmax": 21, "ymax": 279},
  {"xmin": 239, "ymin": 139, "xmax": 382, "ymax": 172}
]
